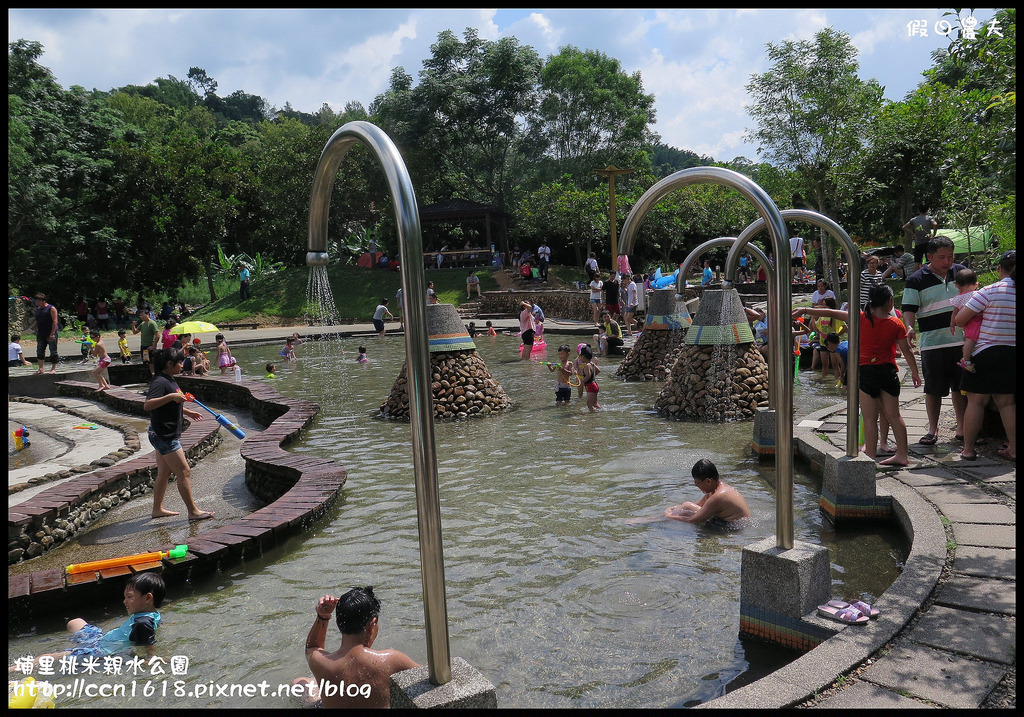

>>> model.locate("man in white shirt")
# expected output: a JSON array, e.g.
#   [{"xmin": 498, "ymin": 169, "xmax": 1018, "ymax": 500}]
[
  {"xmin": 790, "ymin": 235, "xmax": 806, "ymax": 283},
  {"xmin": 537, "ymin": 241, "xmax": 551, "ymax": 282}
]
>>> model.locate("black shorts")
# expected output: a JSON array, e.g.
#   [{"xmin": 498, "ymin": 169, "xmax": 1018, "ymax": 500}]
[
  {"xmin": 921, "ymin": 345, "xmax": 962, "ymax": 397},
  {"xmin": 521, "ymin": 329, "xmax": 535, "ymax": 346},
  {"xmin": 913, "ymin": 242, "xmax": 928, "ymax": 264},
  {"xmin": 791, "ymin": 257, "xmax": 804, "ymax": 267},
  {"xmin": 373, "ymin": 319, "xmax": 386, "ymax": 332},
  {"xmin": 959, "ymin": 345, "xmax": 1015, "ymax": 395},
  {"xmin": 858, "ymin": 362, "xmax": 901, "ymax": 399},
  {"xmin": 555, "ymin": 387, "xmax": 572, "ymax": 402}
]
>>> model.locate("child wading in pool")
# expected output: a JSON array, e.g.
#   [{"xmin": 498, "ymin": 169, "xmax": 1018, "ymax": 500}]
[
  {"xmin": 12, "ymin": 573, "xmax": 165, "ymax": 670},
  {"xmin": 548, "ymin": 344, "xmax": 576, "ymax": 406},
  {"xmin": 578, "ymin": 345, "xmax": 601, "ymax": 411},
  {"xmin": 356, "ymin": 346, "xmax": 369, "ymax": 363}
]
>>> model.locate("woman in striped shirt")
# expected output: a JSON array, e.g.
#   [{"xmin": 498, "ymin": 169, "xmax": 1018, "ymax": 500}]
[{"xmin": 955, "ymin": 251, "xmax": 1016, "ymax": 461}]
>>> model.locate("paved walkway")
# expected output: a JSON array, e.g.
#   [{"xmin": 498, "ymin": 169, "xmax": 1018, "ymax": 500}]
[{"xmin": 799, "ymin": 382, "xmax": 1015, "ymax": 708}]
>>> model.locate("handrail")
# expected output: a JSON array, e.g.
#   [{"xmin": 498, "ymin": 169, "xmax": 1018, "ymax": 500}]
[
  {"xmin": 726, "ymin": 210, "xmax": 861, "ymax": 458},
  {"xmin": 619, "ymin": 167, "xmax": 796, "ymax": 550},
  {"xmin": 307, "ymin": 121, "xmax": 451, "ymax": 684}
]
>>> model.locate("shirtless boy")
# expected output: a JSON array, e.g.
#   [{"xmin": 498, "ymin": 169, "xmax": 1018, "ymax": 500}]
[
  {"xmin": 89, "ymin": 331, "xmax": 113, "ymax": 390},
  {"xmin": 295, "ymin": 586, "xmax": 419, "ymax": 709},
  {"xmin": 664, "ymin": 459, "xmax": 751, "ymax": 525}
]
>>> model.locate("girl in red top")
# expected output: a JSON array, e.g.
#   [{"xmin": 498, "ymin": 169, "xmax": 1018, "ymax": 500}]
[{"xmin": 798, "ymin": 284, "xmax": 921, "ymax": 467}]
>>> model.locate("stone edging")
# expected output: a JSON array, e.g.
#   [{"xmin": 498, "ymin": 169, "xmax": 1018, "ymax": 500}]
[
  {"xmin": 8, "ymin": 396, "xmax": 143, "ymax": 495},
  {"xmin": 8, "ymin": 376, "xmax": 346, "ymax": 612},
  {"xmin": 698, "ymin": 408, "xmax": 946, "ymax": 708}
]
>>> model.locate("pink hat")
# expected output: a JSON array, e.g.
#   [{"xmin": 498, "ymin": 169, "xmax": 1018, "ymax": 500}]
[{"xmin": 577, "ymin": 343, "xmax": 587, "ymax": 354}]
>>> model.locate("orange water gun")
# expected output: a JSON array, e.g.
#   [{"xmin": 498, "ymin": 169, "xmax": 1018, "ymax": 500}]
[{"xmin": 66, "ymin": 545, "xmax": 188, "ymax": 574}]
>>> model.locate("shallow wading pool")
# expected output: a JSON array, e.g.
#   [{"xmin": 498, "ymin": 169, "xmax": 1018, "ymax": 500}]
[{"xmin": 8, "ymin": 336, "xmax": 906, "ymax": 708}]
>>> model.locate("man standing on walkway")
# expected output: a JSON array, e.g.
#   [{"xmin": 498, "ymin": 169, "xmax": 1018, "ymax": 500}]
[
  {"xmin": 901, "ymin": 236, "xmax": 967, "ymax": 445},
  {"xmin": 903, "ymin": 203, "xmax": 938, "ymax": 273},
  {"xmin": 132, "ymin": 307, "xmax": 160, "ymax": 377},
  {"xmin": 29, "ymin": 293, "xmax": 59, "ymax": 374}
]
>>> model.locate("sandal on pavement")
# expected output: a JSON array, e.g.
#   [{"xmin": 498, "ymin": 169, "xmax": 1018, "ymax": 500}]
[
  {"xmin": 829, "ymin": 599, "xmax": 879, "ymax": 619},
  {"xmin": 817, "ymin": 603, "xmax": 869, "ymax": 625},
  {"xmin": 960, "ymin": 451, "xmax": 978, "ymax": 461},
  {"xmin": 918, "ymin": 433, "xmax": 937, "ymax": 445},
  {"xmin": 997, "ymin": 447, "xmax": 1015, "ymax": 462}
]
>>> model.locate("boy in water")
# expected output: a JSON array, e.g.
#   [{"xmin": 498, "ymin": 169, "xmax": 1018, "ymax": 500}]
[
  {"xmin": 548, "ymin": 344, "xmax": 575, "ymax": 406},
  {"xmin": 89, "ymin": 331, "xmax": 112, "ymax": 391},
  {"xmin": 664, "ymin": 459, "xmax": 751, "ymax": 525},
  {"xmin": 294, "ymin": 587, "xmax": 419, "ymax": 709},
  {"xmin": 13, "ymin": 573, "xmax": 165, "ymax": 670}
]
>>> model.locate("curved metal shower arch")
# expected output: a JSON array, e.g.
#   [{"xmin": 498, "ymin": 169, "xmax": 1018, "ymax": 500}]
[
  {"xmin": 307, "ymin": 121, "xmax": 451, "ymax": 685},
  {"xmin": 679, "ymin": 237, "xmax": 777, "ymax": 410},
  {"xmin": 619, "ymin": 167, "xmax": 796, "ymax": 550},
  {"xmin": 724, "ymin": 210, "xmax": 862, "ymax": 458}
]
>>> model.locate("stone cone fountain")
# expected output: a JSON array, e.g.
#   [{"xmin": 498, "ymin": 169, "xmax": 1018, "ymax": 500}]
[
  {"xmin": 655, "ymin": 287, "xmax": 769, "ymax": 421},
  {"xmin": 616, "ymin": 289, "xmax": 692, "ymax": 381},
  {"xmin": 380, "ymin": 304, "xmax": 513, "ymax": 421}
]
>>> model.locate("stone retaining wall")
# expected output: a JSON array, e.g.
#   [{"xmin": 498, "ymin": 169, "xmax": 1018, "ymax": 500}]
[
  {"xmin": 8, "ymin": 376, "xmax": 347, "ymax": 612},
  {"xmin": 480, "ymin": 290, "xmax": 592, "ymax": 321}
]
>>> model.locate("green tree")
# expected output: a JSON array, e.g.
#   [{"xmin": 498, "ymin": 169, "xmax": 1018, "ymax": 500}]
[
  {"xmin": 530, "ymin": 46, "xmax": 658, "ymax": 182},
  {"xmin": 8, "ymin": 39, "xmax": 131, "ymax": 306},
  {"xmin": 746, "ymin": 27, "xmax": 884, "ymax": 216},
  {"xmin": 371, "ymin": 28, "xmax": 542, "ymax": 210},
  {"xmin": 746, "ymin": 27, "xmax": 884, "ymax": 281}
]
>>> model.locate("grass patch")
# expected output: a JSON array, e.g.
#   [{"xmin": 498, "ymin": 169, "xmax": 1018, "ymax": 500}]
[{"xmin": 188, "ymin": 264, "xmax": 502, "ymax": 325}]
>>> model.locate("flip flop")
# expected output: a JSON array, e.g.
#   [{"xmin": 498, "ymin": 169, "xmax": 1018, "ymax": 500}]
[
  {"xmin": 918, "ymin": 433, "xmax": 937, "ymax": 445},
  {"xmin": 829, "ymin": 599, "xmax": 879, "ymax": 619},
  {"xmin": 817, "ymin": 603, "xmax": 869, "ymax": 625},
  {"xmin": 960, "ymin": 451, "xmax": 978, "ymax": 461}
]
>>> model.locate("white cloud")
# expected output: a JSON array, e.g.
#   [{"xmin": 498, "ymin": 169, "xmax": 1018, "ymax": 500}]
[{"xmin": 10, "ymin": 8, "xmax": 989, "ymax": 160}]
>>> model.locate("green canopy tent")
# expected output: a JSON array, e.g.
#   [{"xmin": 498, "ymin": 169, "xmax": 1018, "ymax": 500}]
[{"xmin": 940, "ymin": 226, "xmax": 992, "ymax": 256}]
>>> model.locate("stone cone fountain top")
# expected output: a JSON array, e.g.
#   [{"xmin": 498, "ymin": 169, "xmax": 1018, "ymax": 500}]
[
  {"xmin": 617, "ymin": 289, "xmax": 691, "ymax": 381},
  {"xmin": 684, "ymin": 287, "xmax": 755, "ymax": 346},
  {"xmin": 656, "ymin": 286, "xmax": 768, "ymax": 421},
  {"xmin": 381, "ymin": 303, "xmax": 513, "ymax": 421},
  {"xmin": 642, "ymin": 288, "xmax": 692, "ymax": 331}
]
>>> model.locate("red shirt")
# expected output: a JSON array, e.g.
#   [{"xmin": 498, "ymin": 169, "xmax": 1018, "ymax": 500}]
[{"xmin": 858, "ymin": 311, "xmax": 906, "ymax": 367}]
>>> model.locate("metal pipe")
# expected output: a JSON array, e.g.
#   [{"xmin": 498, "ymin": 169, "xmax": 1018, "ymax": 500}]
[
  {"xmin": 619, "ymin": 167, "xmax": 794, "ymax": 549},
  {"xmin": 726, "ymin": 210, "xmax": 861, "ymax": 458},
  {"xmin": 306, "ymin": 121, "xmax": 451, "ymax": 684},
  {"xmin": 678, "ymin": 237, "xmax": 776, "ymax": 410}
]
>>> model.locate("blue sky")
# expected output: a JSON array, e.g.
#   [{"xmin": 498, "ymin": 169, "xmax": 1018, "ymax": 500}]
[{"xmin": 8, "ymin": 8, "xmax": 998, "ymax": 161}]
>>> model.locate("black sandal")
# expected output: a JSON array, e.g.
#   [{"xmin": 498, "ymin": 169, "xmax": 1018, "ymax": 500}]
[{"xmin": 918, "ymin": 433, "xmax": 937, "ymax": 445}]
